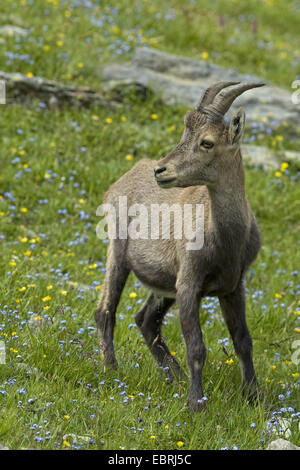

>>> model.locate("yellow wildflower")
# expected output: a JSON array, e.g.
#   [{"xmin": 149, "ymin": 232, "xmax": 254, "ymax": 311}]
[
  {"xmin": 225, "ymin": 359, "xmax": 234, "ymax": 365},
  {"xmin": 129, "ymin": 292, "xmax": 137, "ymax": 298},
  {"xmin": 280, "ymin": 162, "xmax": 289, "ymax": 172}
]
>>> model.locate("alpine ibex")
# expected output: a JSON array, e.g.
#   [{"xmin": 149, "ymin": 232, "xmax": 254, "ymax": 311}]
[{"xmin": 95, "ymin": 81, "xmax": 264, "ymax": 411}]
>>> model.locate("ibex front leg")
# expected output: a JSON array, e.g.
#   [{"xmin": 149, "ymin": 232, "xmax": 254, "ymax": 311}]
[
  {"xmin": 219, "ymin": 283, "xmax": 263, "ymax": 403},
  {"xmin": 94, "ymin": 242, "xmax": 129, "ymax": 370},
  {"xmin": 177, "ymin": 286, "xmax": 207, "ymax": 411}
]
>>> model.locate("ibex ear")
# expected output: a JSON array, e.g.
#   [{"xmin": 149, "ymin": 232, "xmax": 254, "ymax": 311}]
[{"xmin": 228, "ymin": 108, "xmax": 245, "ymax": 144}]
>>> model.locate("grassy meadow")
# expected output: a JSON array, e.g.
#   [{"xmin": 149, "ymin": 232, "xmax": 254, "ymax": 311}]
[{"xmin": 0, "ymin": 0, "xmax": 299, "ymax": 450}]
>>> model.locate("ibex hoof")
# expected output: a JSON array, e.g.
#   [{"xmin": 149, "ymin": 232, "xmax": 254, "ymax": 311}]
[
  {"xmin": 161, "ymin": 359, "xmax": 185, "ymax": 383},
  {"xmin": 187, "ymin": 395, "xmax": 208, "ymax": 412},
  {"xmin": 244, "ymin": 384, "xmax": 264, "ymax": 406},
  {"xmin": 103, "ymin": 356, "xmax": 118, "ymax": 371}
]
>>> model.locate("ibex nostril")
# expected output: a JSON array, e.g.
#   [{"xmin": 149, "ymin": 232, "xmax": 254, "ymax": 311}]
[{"xmin": 154, "ymin": 166, "xmax": 167, "ymax": 177}]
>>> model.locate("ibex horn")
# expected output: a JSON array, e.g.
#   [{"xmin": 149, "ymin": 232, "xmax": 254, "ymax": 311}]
[
  {"xmin": 195, "ymin": 81, "xmax": 240, "ymax": 111},
  {"xmin": 203, "ymin": 82, "xmax": 265, "ymax": 122}
]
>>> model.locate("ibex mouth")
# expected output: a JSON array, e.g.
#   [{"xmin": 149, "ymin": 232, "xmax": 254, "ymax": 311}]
[{"xmin": 156, "ymin": 177, "xmax": 177, "ymax": 187}]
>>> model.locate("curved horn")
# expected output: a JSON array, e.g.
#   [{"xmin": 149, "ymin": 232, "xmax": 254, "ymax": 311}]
[
  {"xmin": 195, "ymin": 81, "xmax": 240, "ymax": 111},
  {"xmin": 203, "ymin": 82, "xmax": 265, "ymax": 121}
]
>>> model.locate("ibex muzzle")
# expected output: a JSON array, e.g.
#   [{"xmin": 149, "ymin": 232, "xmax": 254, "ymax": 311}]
[
  {"xmin": 154, "ymin": 162, "xmax": 177, "ymax": 187},
  {"xmin": 95, "ymin": 81, "xmax": 265, "ymax": 412}
]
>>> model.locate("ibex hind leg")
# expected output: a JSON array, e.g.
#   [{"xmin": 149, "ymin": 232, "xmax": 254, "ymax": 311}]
[
  {"xmin": 135, "ymin": 293, "xmax": 184, "ymax": 381},
  {"xmin": 219, "ymin": 284, "xmax": 264, "ymax": 405},
  {"xmin": 94, "ymin": 241, "xmax": 129, "ymax": 370}
]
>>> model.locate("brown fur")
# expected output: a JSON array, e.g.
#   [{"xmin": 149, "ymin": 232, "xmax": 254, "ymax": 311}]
[{"xmin": 95, "ymin": 83, "xmax": 264, "ymax": 411}]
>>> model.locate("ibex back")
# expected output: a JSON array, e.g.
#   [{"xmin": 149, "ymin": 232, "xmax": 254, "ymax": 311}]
[{"xmin": 95, "ymin": 81, "xmax": 264, "ymax": 411}]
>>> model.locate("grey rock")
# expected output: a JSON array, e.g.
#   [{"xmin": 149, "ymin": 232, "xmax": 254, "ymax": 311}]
[
  {"xmin": 14, "ymin": 362, "xmax": 39, "ymax": 376},
  {"xmin": 241, "ymin": 144, "xmax": 279, "ymax": 170},
  {"xmin": 0, "ymin": 71, "xmax": 115, "ymax": 109},
  {"xmin": 268, "ymin": 418, "xmax": 300, "ymax": 441},
  {"xmin": 241, "ymin": 145, "xmax": 300, "ymax": 169},
  {"xmin": 63, "ymin": 433, "xmax": 91, "ymax": 443},
  {"xmin": 102, "ymin": 47, "xmax": 300, "ymax": 130},
  {"xmin": 0, "ymin": 25, "xmax": 29, "ymax": 36},
  {"xmin": 266, "ymin": 439, "xmax": 300, "ymax": 450},
  {"xmin": 0, "ymin": 443, "xmax": 10, "ymax": 450}
]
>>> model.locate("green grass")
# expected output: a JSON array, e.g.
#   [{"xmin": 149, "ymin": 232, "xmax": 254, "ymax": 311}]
[{"xmin": 0, "ymin": 0, "xmax": 299, "ymax": 451}]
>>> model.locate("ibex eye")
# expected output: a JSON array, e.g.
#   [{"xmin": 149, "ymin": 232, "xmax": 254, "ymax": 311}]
[{"xmin": 201, "ymin": 140, "xmax": 214, "ymax": 149}]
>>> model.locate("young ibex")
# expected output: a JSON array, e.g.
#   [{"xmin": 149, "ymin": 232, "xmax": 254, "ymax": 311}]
[{"xmin": 95, "ymin": 81, "xmax": 264, "ymax": 411}]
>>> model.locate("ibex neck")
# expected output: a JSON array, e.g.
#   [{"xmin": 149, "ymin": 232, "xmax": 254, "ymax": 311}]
[{"xmin": 208, "ymin": 154, "xmax": 249, "ymax": 235}]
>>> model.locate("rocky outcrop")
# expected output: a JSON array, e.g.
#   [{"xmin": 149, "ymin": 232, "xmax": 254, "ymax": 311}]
[
  {"xmin": 0, "ymin": 71, "xmax": 115, "ymax": 109},
  {"xmin": 266, "ymin": 439, "xmax": 300, "ymax": 450},
  {"xmin": 101, "ymin": 47, "xmax": 300, "ymax": 131}
]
